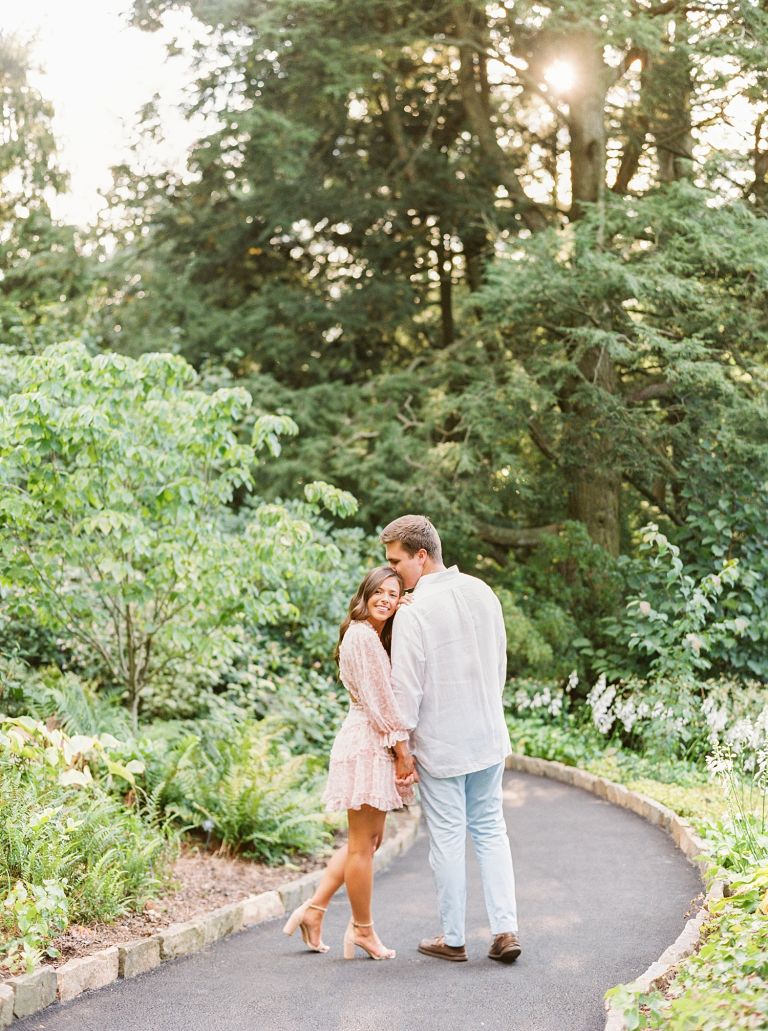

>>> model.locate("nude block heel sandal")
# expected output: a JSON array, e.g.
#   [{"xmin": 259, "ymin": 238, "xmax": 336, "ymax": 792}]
[
  {"xmin": 282, "ymin": 901, "xmax": 329, "ymax": 953},
  {"xmin": 343, "ymin": 920, "xmax": 396, "ymax": 960}
]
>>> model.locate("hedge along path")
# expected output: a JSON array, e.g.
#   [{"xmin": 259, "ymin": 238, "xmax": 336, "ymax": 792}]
[{"xmin": 9, "ymin": 765, "xmax": 702, "ymax": 1031}]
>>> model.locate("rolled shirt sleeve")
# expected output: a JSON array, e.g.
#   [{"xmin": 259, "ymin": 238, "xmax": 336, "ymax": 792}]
[{"xmin": 390, "ymin": 606, "xmax": 426, "ymax": 732}]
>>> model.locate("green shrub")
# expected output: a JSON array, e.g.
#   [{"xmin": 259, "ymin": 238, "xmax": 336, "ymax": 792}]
[
  {"xmin": 587, "ymin": 523, "xmax": 750, "ymax": 683},
  {"xmin": 0, "ymin": 343, "xmax": 357, "ymax": 724},
  {"xmin": 0, "ymin": 879, "xmax": 69, "ymax": 974},
  {"xmin": 678, "ymin": 458, "xmax": 768, "ymax": 680},
  {"xmin": 0, "ymin": 718, "xmax": 175, "ymax": 935},
  {"xmin": 496, "ymin": 523, "xmax": 623, "ymax": 681},
  {"xmin": 139, "ymin": 711, "xmax": 332, "ymax": 863}
]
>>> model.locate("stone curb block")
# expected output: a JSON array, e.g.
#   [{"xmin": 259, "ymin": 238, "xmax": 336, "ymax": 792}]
[
  {"xmin": 118, "ymin": 937, "xmax": 162, "ymax": 979},
  {"xmin": 0, "ymin": 800, "xmax": 423, "ymax": 1025},
  {"xmin": 242, "ymin": 891, "xmax": 284, "ymax": 927},
  {"xmin": 200, "ymin": 902, "xmax": 244, "ymax": 947},
  {"xmin": 6, "ymin": 968, "xmax": 57, "ymax": 1019},
  {"xmin": 159, "ymin": 920, "xmax": 205, "ymax": 962},
  {"xmin": 504, "ymin": 753, "xmax": 713, "ymax": 1031},
  {"xmin": 277, "ymin": 870, "xmax": 324, "ymax": 914},
  {"xmin": 56, "ymin": 946, "xmax": 119, "ymax": 1003},
  {"xmin": 0, "ymin": 985, "xmax": 14, "ymax": 1028}
]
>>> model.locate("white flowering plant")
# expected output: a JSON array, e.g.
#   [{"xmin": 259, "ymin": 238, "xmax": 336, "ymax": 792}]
[
  {"xmin": 583, "ymin": 673, "xmax": 767, "ymax": 761},
  {"xmin": 504, "ymin": 674, "xmax": 607, "ymax": 767}
]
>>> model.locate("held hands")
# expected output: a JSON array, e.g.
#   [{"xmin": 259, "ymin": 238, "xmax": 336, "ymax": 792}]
[{"xmin": 394, "ymin": 749, "xmax": 419, "ymax": 788}]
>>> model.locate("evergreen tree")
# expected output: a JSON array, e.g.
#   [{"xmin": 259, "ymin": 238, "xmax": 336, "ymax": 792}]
[
  {"xmin": 0, "ymin": 35, "xmax": 91, "ymax": 349},
  {"xmin": 102, "ymin": 2, "xmax": 768, "ymax": 575}
]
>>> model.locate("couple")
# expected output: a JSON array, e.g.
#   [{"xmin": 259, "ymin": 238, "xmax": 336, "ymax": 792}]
[{"xmin": 283, "ymin": 514, "xmax": 520, "ymax": 964}]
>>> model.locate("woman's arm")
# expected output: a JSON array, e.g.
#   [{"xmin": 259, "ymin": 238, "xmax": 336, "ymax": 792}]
[{"xmin": 341, "ymin": 626, "xmax": 411, "ymax": 746}]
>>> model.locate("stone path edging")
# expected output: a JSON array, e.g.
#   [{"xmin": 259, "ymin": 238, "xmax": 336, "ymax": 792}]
[
  {"xmin": 504, "ymin": 753, "xmax": 722, "ymax": 1031},
  {"xmin": 0, "ymin": 807, "xmax": 421, "ymax": 1026}
]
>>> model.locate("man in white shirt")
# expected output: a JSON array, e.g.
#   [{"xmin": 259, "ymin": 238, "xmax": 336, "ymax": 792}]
[{"xmin": 382, "ymin": 514, "xmax": 521, "ymax": 964}]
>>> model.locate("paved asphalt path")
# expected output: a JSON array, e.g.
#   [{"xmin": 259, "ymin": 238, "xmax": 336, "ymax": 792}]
[{"xmin": 16, "ymin": 771, "xmax": 702, "ymax": 1031}]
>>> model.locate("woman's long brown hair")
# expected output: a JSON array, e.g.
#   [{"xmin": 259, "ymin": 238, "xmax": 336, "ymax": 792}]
[{"xmin": 334, "ymin": 566, "xmax": 405, "ymax": 663}]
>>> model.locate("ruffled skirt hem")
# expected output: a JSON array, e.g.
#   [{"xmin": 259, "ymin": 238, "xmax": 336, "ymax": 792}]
[
  {"xmin": 324, "ymin": 793, "xmax": 407, "ymax": 813},
  {"xmin": 323, "ymin": 755, "xmax": 415, "ymax": 813}
]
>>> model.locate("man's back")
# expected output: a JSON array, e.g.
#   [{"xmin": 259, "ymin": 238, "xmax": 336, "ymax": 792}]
[{"xmin": 391, "ymin": 566, "xmax": 511, "ymax": 778}]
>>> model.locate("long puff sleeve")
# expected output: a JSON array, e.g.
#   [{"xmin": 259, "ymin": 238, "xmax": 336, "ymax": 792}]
[{"xmin": 338, "ymin": 623, "xmax": 410, "ymax": 747}]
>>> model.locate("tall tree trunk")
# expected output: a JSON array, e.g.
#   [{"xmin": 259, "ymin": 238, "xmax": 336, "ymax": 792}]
[
  {"xmin": 437, "ymin": 232, "xmax": 454, "ymax": 345},
  {"xmin": 568, "ymin": 31, "xmax": 607, "ymax": 220},
  {"xmin": 752, "ymin": 113, "xmax": 768, "ymax": 210},
  {"xmin": 564, "ymin": 348, "xmax": 622, "ymax": 556},
  {"xmin": 651, "ymin": 44, "xmax": 694, "ymax": 182},
  {"xmin": 454, "ymin": 4, "xmax": 549, "ymax": 233},
  {"xmin": 564, "ymin": 31, "xmax": 621, "ymax": 555}
]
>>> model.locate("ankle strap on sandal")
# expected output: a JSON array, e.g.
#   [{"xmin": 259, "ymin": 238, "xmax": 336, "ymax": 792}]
[
  {"xmin": 307, "ymin": 904, "xmax": 327, "ymax": 912},
  {"xmin": 352, "ymin": 920, "xmax": 374, "ymax": 927}
]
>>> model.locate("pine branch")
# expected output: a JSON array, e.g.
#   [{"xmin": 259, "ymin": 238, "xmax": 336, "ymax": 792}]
[
  {"xmin": 625, "ymin": 381, "xmax": 675, "ymax": 404},
  {"xmin": 527, "ymin": 418, "xmax": 561, "ymax": 465},
  {"xmin": 623, "ymin": 473, "xmax": 684, "ymax": 525},
  {"xmin": 478, "ymin": 522, "xmax": 563, "ymax": 548}
]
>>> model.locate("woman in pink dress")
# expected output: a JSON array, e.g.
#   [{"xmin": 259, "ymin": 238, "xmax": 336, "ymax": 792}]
[{"xmin": 282, "ymin": 566, "xmax": 416, "ymax": 961}]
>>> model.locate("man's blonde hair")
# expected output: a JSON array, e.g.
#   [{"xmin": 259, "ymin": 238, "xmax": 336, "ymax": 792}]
[{"xmin": 380, "ymin": 514, "xmax": 442, "ymax": 561}]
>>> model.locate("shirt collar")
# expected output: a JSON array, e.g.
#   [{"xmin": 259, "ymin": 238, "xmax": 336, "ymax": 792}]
[{"xmin": 413, "ymin": 565, "xmax": 459, "ymax": 593}]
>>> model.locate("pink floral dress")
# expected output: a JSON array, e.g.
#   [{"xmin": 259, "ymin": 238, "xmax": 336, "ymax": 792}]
[{"xmin": 323, "ymin": 620, "xmax": 415, "ymax": 812}]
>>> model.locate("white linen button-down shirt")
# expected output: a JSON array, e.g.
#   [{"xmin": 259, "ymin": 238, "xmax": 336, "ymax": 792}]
[{"xmin": 390, "ymin": 565, "xmax": 511, "ymax": 778}]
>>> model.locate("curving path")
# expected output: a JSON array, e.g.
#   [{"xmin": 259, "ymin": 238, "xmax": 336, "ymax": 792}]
[{"xmin": 15, "ymin": 771, "xmax": 701, "ymax": 1031}]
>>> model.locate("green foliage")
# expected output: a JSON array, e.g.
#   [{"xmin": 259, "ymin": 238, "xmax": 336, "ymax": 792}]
[
  {"xmin": 0, "ymin": 716, "xmax": 175, "ymax": 937},
  {"xmin": 139, "ymin": 711, "xmax": 332, "ymax": 862},
  {"xmin": 0, "ymin": 38, "xmax": 92, "ymax": 350},
  {"xmin": 82, "ymin": 1, "xmax": 768, "ymax": 657},
  {"xmin": 589, "ymin": 523, "xmax": 750, "ymax": 682},
  {"xmin": 0, "ymin": 664, "xmax": 133, "ymax": 738},
  {"xmin": 0, "ymin": 343, "xmax": 348, "ymax": 721},
  {"xmin": 677, "ymin": 459, "xmax": 768, "ymax": 679},
  {"xmin": 0, "ymin": 879, "xmax": 69, "ymax": 974},
  {"xmin": 497, "ymin": 523, "xmax": 623, "ymax": 679},
  {"xmin": 211, "ymin": 634, "xmax": 347, "ymax": 757}
]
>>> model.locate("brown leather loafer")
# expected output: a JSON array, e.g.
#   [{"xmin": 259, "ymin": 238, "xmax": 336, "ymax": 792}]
[
  {"xmin": 417, "ymin": 935, "xmax": 468, "ymax": 962},
  {"xmin": 488, "ymin": 932, "xmax": 522, "ymax": 963}
]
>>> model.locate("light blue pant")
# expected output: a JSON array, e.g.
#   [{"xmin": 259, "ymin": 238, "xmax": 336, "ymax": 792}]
[{"xmin": 417, "ymin": 761, "xmax": 518, "ymax": 947}]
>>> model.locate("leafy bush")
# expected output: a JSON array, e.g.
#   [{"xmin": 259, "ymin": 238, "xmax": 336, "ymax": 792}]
[
  {"xmin": 0, "ymin": 880, "xmax": 69, "ymax": 974},
  {"xmin": 586, "ymin": 524, "xmax": 749, "ymax": 682},
  {"xmin": 212, "ymin": 634, "xmax": 348, "ymax": 757},
  {"xmin": 677, "ymin": 458, "xmax": 768, "ymax": 680},
  {"xmin": 139, "ymin": 711, "xmax": 332, "ymax": 863},
  {"xmin": 497, "ymin": 522, "xmax": 622, "ymax": 680},
  {"xmin": 0, "ymin": 663, "xmax": 133, "ymax": 738},
  {"xmin": 0, "ymin": 717, "xmax": 175, "ymax": 942},
  {"xmin": 0, "ymin": 343, "xmax": 357, "ymax": 723}
]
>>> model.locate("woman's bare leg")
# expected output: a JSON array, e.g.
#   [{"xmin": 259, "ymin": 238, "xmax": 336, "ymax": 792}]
[
  {"xmin": 300, "ymin": 845, "xmax": 348, "ymax": 946},
  {"xmin": 345, "ymin": 805, "xmax": 390, "ymax": 954}
]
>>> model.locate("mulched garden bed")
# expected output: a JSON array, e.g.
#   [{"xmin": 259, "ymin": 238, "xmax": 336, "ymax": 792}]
[{"xmin": 1, "ymin": 842, "xmax": 334, "ymax": 976}]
